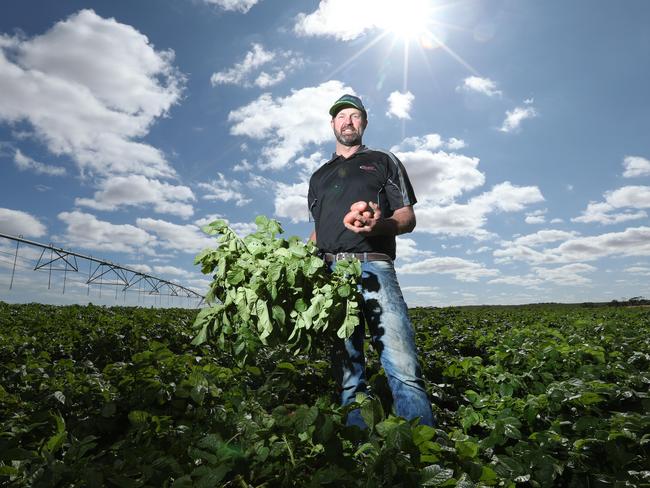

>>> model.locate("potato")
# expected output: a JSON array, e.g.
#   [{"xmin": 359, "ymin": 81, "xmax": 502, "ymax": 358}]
[{"xmin": 350, "ymin": 201, "xmax": 369, "ymax": 212}]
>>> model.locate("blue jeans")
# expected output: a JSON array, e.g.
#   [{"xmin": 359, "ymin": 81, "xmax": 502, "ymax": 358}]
[{"xmin": 331, "ymin": 259, "xmax": 434, "ymax": 428}]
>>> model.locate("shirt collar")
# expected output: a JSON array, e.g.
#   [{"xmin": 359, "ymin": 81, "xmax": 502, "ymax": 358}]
[{"xmin": 327, "ymin": 145, "xmax": 368, "ymax": 164}]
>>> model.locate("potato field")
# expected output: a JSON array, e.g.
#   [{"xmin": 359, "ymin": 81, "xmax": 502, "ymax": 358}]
[{"xmin": 1, "ymin": 301, "xmax": 648, "ymax": 487}]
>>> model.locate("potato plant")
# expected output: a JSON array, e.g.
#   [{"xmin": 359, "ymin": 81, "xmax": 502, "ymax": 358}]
[{"xmin": 192, "ymin": 216, "xmax": 362, "ymax": 364}]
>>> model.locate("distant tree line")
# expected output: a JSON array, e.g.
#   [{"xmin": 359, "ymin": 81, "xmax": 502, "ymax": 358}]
[{"xmin": 579, "ymin": 296, "xmax": 650, "ymax": 307}]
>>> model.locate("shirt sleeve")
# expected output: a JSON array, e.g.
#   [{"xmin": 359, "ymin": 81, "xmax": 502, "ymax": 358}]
[
  {"xmin": 383, "ymin": 151, "xmax": 417, "ymax": 211},
  {"xmin": 307, "ymin": 176, "xmax": 319, "ymax": 222}
]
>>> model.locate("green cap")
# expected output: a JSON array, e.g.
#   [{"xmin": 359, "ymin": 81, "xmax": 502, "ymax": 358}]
[{"xmin": 329, "ymin": 94, "xmax": 367, "ymax": 117}]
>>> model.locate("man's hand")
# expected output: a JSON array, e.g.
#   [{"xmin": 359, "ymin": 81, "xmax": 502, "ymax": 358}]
[
  {"xmin": 343, "ymin": 202, "xmax": 416, "ymax": 237},
  {"xmin": 343, "ymin": 201, "xmax": 382, "ymax": 234}
]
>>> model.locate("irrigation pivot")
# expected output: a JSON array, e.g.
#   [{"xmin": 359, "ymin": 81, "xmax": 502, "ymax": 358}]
[{"xmin": 0, "ymin": 232, "xmax": 204, "ymax": 307}]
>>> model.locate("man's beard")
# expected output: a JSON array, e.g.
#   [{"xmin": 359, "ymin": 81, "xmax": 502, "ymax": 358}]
[{"xmin": 334, "ymin": 125, "xmax": 363, "ymax": 146}]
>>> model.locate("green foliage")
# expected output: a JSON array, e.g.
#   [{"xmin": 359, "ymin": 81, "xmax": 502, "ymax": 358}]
[
  {"xmin": 1, "ymin": 302, "xmax": 649, "ymax": 486},
  {"xmin": 192, "ymin": 216, "xmax": 362, "ymax": 364}
]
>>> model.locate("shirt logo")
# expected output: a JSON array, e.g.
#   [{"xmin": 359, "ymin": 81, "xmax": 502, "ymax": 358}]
[{"xmin": 359, "ymin": 165, "xmax": 376, "ymax": 171}]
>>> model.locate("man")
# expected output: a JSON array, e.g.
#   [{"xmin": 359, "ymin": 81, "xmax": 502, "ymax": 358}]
[{"xmin": 308, "ymin": 94, "xmax": 434, "ymax": 428}]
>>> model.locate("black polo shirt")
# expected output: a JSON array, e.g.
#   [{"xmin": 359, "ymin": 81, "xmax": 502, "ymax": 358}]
[{"xmin": 308, "ymin": 146, "xmax": 417, "ymax": 260}]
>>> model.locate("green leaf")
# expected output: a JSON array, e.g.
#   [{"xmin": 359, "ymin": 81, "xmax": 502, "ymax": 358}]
[
  {"xmin": 272, "ymin": 305, "xmax": 286, "ymax": 326},
  {"xmin": 504, "ymin": 422, "xmax": 522, "ymax": 440},
  {"xmin": 294, "ymin": 405, "xmax": 319, "ymax": 433},
  {"xmin": 201, "ymin": 219, "xmax": 228, "ymax": 235},
  {"xmin": 53, "ymin": 390, "xmax": 66, "ymax": 404},
  {"xmin": 337, "ymin": 284, "xmax": 352, "ymax": 298},
  {"xmin": 420, "ymin": 464, "xmax": 454, "ymax": 486},
  {"xmin": 480, "ymin": 466, "xmax": 498, "ymax": 484},
  {"xmin": 256, "ymin": 300, "xmax": 272, "ymax": 342},
  {"xmin": 295, "ymin": 298, "xmax": 308, "ymax": 313},
  {"xmin": 360, "ymin": 397, "xmax": 384, "ymax": 430},
  {"xmin": 455, "ymin": 439, "xmax": 479, "ymax": 459},
  {"xmin": 276, "ymin": 361, "xmax": 296, "ymax": 372},
  {"xmin": 44, "ymin": 414, "xmax": 67, "ymax": 454},
  {"xmin": 128, "ymin": 410, "xmax": 150, "ymax": 426}
]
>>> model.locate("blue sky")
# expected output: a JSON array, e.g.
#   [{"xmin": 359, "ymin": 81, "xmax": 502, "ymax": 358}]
[{"xmin": 1, "ymin": 0, "xmax": 649, "ymax": 306}]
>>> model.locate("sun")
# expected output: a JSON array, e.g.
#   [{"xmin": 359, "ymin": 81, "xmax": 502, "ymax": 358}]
[
  {"xmin": 371, "ymin": 0, "xmax": 435, "ymax": 42},
  {"xmin": 325, "ymin": 0, "xmax": 477, "ymax": 94}
]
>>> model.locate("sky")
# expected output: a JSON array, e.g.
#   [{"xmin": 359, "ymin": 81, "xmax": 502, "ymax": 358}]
[{"xmin": 1, "ymin": 0, "xmax": 649, "ymax": 307}]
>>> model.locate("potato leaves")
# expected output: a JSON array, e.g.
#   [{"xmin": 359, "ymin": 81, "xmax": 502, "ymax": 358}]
[{"xmin": 192, "ymin": 216, "xmax": 361, "ymax": 363}]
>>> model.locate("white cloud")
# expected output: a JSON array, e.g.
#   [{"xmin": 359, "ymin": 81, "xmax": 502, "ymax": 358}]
[
  {"xmin": 488, "ymin": 263, "xmax": 595, "ymax": 288},
  {"xmin": 447, "ymin": 137, "xmax": 466, "ymax": 150},
  {"xmin": 246, "ymin": 173, "xmax": 275, "ymax": 189},
  {"xmin": 136, "ymin": 218, "xmax": 215, "ymax": 254},
  {"xmin": 554, "ymin": 226, "xmax": 650, "ymax": 262},
  {"xmin": 525, "ymin": 209, "xmax": 546, "ymax": 224},
  {"xmin": 606, "ymin": 185, "xmax": 650, "ymax": 208},
  {"xmin": 394, "ymin": 134, "xmax": 442, "ymax": 151},
  {"xmin": 274, "ymin": 181, "xmax": 310, "ymax": 223},
  {"xmin": 573, "ymin": 185, "xmax": 650, "ymax": 224},
  {"xmin": 392, "ymin": 133, "xmax": 466, "ymax": 153},
  {"xmin": 401, "ymin": 286, "xmax": 440, "ymax": 297},
  {"xmin": 212, "ymin": 43, "xmax": 274, "ymax": 84},
  {"xmin": 75, "ymin": 175, "xmax": 196, "ymax": 218},
  {"xmin": 233, "ymin": 159, "xmax": 253, "ymax": 172},
  {"xmin": 198, "ymin": 173, "xmax": 251, "ymax": 207},
  {"xmin": 14, "ymin": 149, "xmax": 66, "ymax": 176},
  {"xmin": 397, "ymin": 256, "xmax": 500, "ymax": 282},
  {"xmin": 457, "ymin": 76, "xmax": 501, "ymax": 97},
  {"xmin": 625, "ymin": 266, "xmax": 650, "ymax": 275},
  {"xmin": 201, "ymin": 0, "xmax": 260, "ymax": 13},
  {"xmin": 390, "ymin": 133, "xmax": 544, "ymax": 238},
  {"xmin": 211, "ymin": 43, "xmax": 290, "ymax": 87},
  {"xmin": 466, "ymin": 246, "xmax": 491, "ymax": 255},
  {"xmin": 294, "ymin": 0, "xmax": 377, "ymax": 41},
  {"xmin": 255, "ymin": 70, "xmax": 286, "ymax": 88},
  {"xmin": 294, "ymin": 152, "xmax": 326, "ymax": 175},
  {"xmin": 415, "ymin": 203, "xmax": 494, "ymax": 239},
  {"xmin": 386, "ymin": 91, "xmax": 414, "ymax": 119},
  {"xmin": 0, "ymin": 9, "xmax": 183, "ymax": 178},
  {"xmin": 572, "ymin": 202, "xmax": 646, "ymax": 225},
  {"xmin": 487, "ymin": 275, "xmax": 544, "ymax": 287},
  {"xmin": 228, "ymin": 80, "xmax": 352, "ymax": 169},
  {"xmin": 126, "ymin": 263, "xmax": 152, "ymax": 274},
  {"xmin": 511, "ymin": 229, "xmax": 580, "ymax": 248},
  {"xmin": 415, "ymin": 182, "xmax": 544, "ymax": 238},
  {"xmin": 57, "ymin": 211, "xmax": 154, "ymax": 254},
  {"xmin": 470, "ymin": 181, "xmax": 544, "ymax": 213},
  {"xmin": 396, "ymin": 236, "xmax": 435, "ymax": 262},
  {"xmin": 401, "ymin": 286, "xmax": 441, "ymax": 305},
  {"xmin": 622, "ymin": 156, "xmax": 650, "ymax": 178},
  {"xmin": 499, "ymin": 105, "xmax": 538, "ymax": 133},
  {"xmin": 532, "ymin": 263, "xmax": 596, "ymax": 286},
  {"xmin": 0, "ymin": 208, "xmax": 47, "ymax": 238},
  {"xmin": 294, "ymin": 0, "xmax": 433, "ymax": 41},
  {"xmin": 152, "ymin": 265, "xmax": 189, "ymax": 277},
  {"xmin": 495, "ymin": 226, "xmax": 650, "ymax": 265},
  {"xmin": 397, "ymin": 149, "xmax": 485, "ymax": 205}
]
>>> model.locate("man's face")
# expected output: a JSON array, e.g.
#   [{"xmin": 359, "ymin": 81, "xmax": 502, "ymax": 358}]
[{"xmin": 331, "ymin": 107, "xmax": 367, "ymax": 147}]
